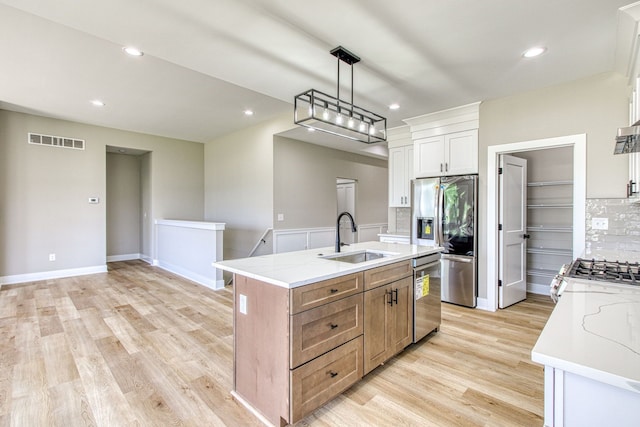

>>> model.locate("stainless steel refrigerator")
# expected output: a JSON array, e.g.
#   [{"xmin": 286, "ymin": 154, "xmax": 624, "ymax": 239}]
[{"xmin": 411, "ymin": 175, "xmax": 478, "ymax": 308}]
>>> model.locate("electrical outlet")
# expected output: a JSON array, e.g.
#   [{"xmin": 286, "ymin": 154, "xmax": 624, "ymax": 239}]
[
  {"xmin": 49, "ymin": 253, "xmax": 56, "ymax": 261},
  {"xmin": 592, "ymin": 218, "xmax": 609, "ymax": 230},
  {"xmin": 239, "ymin": 294, "xmax": 247, "ymax": 315}
]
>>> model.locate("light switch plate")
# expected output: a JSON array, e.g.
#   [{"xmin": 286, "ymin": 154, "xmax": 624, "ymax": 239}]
[
  {"xmin": 592, "ymin": 217, "xmax": 608, "ymax": 230},
  {"xmin": 277, "ymin": 213, "xmax": 284, "ymax": 221}
]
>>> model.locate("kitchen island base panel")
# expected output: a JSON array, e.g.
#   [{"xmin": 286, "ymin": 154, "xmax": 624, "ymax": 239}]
[{"xmin": 234, "ymin": 274, "xmax": 289, "ymax": 426}]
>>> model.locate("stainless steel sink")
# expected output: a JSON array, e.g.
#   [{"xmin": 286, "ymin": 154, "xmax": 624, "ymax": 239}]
[{"xmin": 320, "ymin": 250, "xmax": 397, "ymax": 264}]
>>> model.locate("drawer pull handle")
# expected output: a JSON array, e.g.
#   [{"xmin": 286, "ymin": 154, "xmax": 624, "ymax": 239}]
[
  {"xmin": 386, "ymin": 290, "xmax": 393, "ymax": 307},
  {"xmin": 393, "ymin": 288, "xmax": 398, "ymax": 305},
  {"xmin": 329, "ymin": 371, "xmax": 338, "ymax": 378},
  {"xmin": 330, "ymin": 323, "xmax": 339, "ymax": 329},
  {"xmin": 330, "ymin": 288, "xmax": 339, "ymax": 294}
]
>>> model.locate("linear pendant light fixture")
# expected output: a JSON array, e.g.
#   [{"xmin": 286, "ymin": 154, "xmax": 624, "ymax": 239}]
[{"xmin": 294, "ymin": 46, "xmax": 387, "ymax": 143}]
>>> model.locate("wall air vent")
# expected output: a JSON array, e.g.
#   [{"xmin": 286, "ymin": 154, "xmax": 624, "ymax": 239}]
[{"xmin": 28, "ymin": 132, "xmax": 85, "ymax": 150}]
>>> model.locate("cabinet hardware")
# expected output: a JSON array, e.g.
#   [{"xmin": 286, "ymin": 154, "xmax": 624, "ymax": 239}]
[
  {"xmin": 330, "ymin": 323, "xmax": 338, "ymax": 329},
  {"xmin": 329, "ymin": 288, "xmax": 339, "ymax": 294},
  {"xmin": 386, "ymin": 290, "xmax": 393, "ymax": 306},
  {"xmin": 523, "ymin": 234, "xmax": 530, "ymax": 239},
  {"xmin": 328, "ymin": 371, "xmax": 338, "ymax": 378},
  {"xmin": 445, "ymin": 163, "xmax": 449, "ymax": 172},
  {"xmin": 393, "ymin": 288, "xmax": 398, "ymax": 305},
  {"xmin": 440, "ymin": 163, "xmax": 443, "ymax": 173}
]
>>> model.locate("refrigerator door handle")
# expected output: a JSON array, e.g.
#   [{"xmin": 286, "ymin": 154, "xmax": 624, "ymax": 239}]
[{"xmin": 437, "ymin": 183, "xmax": 444, "ymax": 246}]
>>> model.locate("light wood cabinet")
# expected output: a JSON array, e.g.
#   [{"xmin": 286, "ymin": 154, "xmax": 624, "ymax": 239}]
[
  {"xmin": 362, "ymin": 261, "xmax": 413, "ymax": 375},
  {"xmin": 414, "ymin": 129, "xmax": 478, "ymax": 177},
  {"xmin": 290, "ymin": 336, "xmax": 363, "ymax": 423},
  {"xmin": 290, "ymin": 293, "xmax": 363, "ymax": 368},
  {"xmin": 389, "ymin": 145, "xmax": 413, "ymax": 207},
  {"xmin": 290, "ymin": 272, "xmax": 363, "ymax": 314},
  {"xmin": 233, "ymin": 260, "xmax": 415, "ymax": 425}
]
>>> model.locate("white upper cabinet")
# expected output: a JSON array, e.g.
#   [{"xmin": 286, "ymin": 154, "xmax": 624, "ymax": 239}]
[
  {"xmin": 387, "ymin": 126, "xmax": 414, "ymax": 207},
  {"xmin": 414, "ymin": 129, "xmax": 478, "ymax": 177},
  {"xmin": 389, "ymin": 145, "xmax": 413, "ymax": 207},
  {"xmin": 405, "ymin": 103, "xmax": 480, "ymax": 178}
]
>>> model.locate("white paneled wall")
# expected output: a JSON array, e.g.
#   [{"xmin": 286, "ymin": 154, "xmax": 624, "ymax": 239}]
[{"xmin": 273, "ymin": 224, "xmax": 387, "ymax": 254}]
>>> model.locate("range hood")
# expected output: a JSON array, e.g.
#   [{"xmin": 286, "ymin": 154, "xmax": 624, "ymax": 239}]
[{"xmin": 615, "ymin": 120, "xmax": 640, "ymax": 154}]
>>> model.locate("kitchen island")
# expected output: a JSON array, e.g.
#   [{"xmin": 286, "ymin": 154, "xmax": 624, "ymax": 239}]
[
  {"xmin": 214, "ymin": 241, "xmax": 441, "ymax": 426},
  {"xmin": 532, "ymin": 277, "xmax": 640, "ymax": 426}
]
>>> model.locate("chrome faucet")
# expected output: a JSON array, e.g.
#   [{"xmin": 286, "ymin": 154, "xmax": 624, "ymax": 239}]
[{"xmin": 335, "ymin": 211, "xmax": 357, "ymax": 252}]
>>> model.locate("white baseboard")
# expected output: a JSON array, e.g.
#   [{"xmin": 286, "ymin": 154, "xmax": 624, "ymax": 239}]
[
  {"xmin": 475, "ymin": 297, "xmax": 493, "ymax": 312},
  {"xmin": 0, "ymin": 265, "xmax": 108, "ymax": 286},
  {"xmin": 155, "ymin": 261, "xmax": 225, "ymax": 291},
  {"xmin": 140, "ymin": 254, "xmax": 154, "ymax": 265},
  {"xmin": 106, "ymin": 253, "xmax": 141, "ymax": 262},
  {"xmin": 527, "ymin": 283, "xmax": 550, "ymax": 296}
]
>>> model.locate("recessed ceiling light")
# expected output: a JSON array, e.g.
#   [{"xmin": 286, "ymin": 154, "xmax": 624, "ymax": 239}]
[
  {"xmin": 90, "ymin": 100, "xmax": 105, "ymax": 107},
  {"xmin": 389, "ymin": 103, "xmax": 400, "ymax": 110},
  {"xmin": 244, "ymin": 110, "xmax": 254, "ymax": 116},
  {"xmin": 523, "ymin": 46, "xmax": 546, "ymax": 58},
  {"xmin": 123, "ymin": 46, "xmax": 144, "ymax": 57}
]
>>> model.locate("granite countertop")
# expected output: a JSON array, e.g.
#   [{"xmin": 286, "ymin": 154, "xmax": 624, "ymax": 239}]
[
  {"xmin": 532, "ymin": 278, "xmax": 640, "ymax": 393},
  {"xmin": 213, "ymin": 241, "xmax": 442, "ymax": 288}
]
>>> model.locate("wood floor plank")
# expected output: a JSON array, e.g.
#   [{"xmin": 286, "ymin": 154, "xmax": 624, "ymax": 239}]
[
  {"xmin": 0, "ymin": 261, "xmax": 555, "ymax": 426},
  {"xmin": 49, "ymin": 379, "xmax": 98, "ymax": 427}
]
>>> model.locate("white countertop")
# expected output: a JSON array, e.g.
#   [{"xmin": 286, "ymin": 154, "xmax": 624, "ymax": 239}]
[
  {"xmin": 213, "ymin": 241, "xmax": 442, "ymax": 288},
  {"xmin": 532, "ymin": 278, "xmax": 640, "ymax": 393}
]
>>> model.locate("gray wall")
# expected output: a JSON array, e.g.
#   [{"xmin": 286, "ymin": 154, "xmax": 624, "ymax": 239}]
[
  {"xmin": 204, "ymin": 114, "xmax": 291, "ymax": 260},
  {"xmin": 477, "ymin": 71, "xmax": 629, "ymax": 300},
  {"xmin": 106, "ymin": 152, "xmax": 141, "ymax": 257},
  {"xmin": 0, "ymin": 110, "xmax": 204, "ymax": 277},
  {"xmin": 273, "ymin": 136, "xmax": 388, "ymax": 229}
]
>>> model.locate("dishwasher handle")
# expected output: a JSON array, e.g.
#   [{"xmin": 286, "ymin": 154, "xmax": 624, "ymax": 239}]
[{"xmin": 442, "ymin": 255, "xmax": 473, "ymax": 263}]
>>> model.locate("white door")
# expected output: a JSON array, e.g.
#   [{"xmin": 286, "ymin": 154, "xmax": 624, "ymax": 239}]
[
  {"xmin": 498, "ymin": 154, "xmax": 528, "ymax": 308},
  {"xmin": 337, "ymin": 181, "xmax": 356, "ymax": 244}
]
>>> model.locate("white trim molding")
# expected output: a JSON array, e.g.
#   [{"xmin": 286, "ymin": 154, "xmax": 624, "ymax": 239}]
[
  {"xmin": 106, "ymin": 253, "xmax": 141, "ymax": 262},
  {"xmin": 486, "ymin": 134, "xmax": 586, "ymax": 312},
  {"xmin": 0, "ymin": 265, "xmax": 108, "ymax": 286}
]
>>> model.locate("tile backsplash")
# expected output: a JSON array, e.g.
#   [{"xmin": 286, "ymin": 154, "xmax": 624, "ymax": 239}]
[
  {"xmin": 387, "ymin": 207, "xmax": 411, "ymax": 234},
  {"xmin": 586, "ymin": 198, "xmax": 640, "ymax": 252}
]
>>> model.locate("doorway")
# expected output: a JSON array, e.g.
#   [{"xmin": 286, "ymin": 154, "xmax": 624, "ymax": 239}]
[
  {"xmin": 106, "ymin": 146, "xmax": 151, "ymax": 262},
  {"xmin": 337, "ymin": 178, "xmax": 357, "ymax": 244},
  {"xmin": 487, "ymin": 134, "xmax": 586, "ymax": 312}
]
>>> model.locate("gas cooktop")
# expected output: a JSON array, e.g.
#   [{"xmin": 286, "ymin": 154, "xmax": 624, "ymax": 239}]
[{"xmin": 566, "ymin": 258, "xmax": 640, "ymax": 286}]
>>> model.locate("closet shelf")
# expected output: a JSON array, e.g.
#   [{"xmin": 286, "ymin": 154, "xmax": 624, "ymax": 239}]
[
  {"xmin": 526, "ymin": 268, "xmax": 558, "ymax": 278},
  {"xmin": 528, "ymin": 180, "xmax": 573, "ymax": 187},
  {"xmin": 527, "ymin": 225, "xmax": 573, "ymax": 232},
  {"xmin": 528, "ymin": 203, "xmax": 573, "ymax": 208},
  {"xmin": 527, "ymin": 247, "xmax": 573, "ymax": 256}
]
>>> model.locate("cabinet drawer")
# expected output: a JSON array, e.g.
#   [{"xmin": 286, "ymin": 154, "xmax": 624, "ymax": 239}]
[
  {"xmin": 290, "ymin": 272, "xmax": 363, "ymax": 314},
  {"xmin": 290, "ymin": 336, "xmax": 363, "ymax": 423},
  {"xmin": 290, "ymin": 293, "xmax": 363, "ymax": 368},
  {"xmin": 364, "ymin": 260, "xmax": 412, "ymax": 290}
]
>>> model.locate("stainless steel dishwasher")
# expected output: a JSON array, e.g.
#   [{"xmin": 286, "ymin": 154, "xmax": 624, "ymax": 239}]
[{"xmin": 412, "ymin": 253, "xmax": 442, "ymax": 343}]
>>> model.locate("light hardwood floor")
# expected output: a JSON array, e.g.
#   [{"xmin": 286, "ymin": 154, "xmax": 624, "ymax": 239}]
[{"xmin": 0, "ymin": 260, "xmax": 554, "ymax": 426}]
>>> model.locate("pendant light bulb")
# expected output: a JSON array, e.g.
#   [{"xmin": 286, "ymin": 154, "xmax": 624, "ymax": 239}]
[
  {"xmin": 336, "ymin": 114, "xmax": 343, "ymax": 125},
  {"xmin": 347, "ymin": 117, "xmax": 355, "ymax": 128},
  {"xmin": 323, "ymin": 108, "xmax": 329, "ymax": 120},
  {"xmin": 359, "ymin": 122, "xmax": 366, "ymax": 132}
]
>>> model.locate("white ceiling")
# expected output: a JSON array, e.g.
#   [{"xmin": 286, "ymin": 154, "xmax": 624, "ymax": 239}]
[{"xmin": 0, "ymin": 0, "xmax": 635, "ymax": 158}]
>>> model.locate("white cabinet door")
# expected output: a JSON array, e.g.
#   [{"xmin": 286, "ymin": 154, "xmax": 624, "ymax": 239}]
[
  {"xmin": 446, "ymin": 129, "xmax": 478, "ymax": 175},
  {"xmin": 388, "ymin": 146, "xmax": 413, "ymax": 207},
  {"xmin": 414, "ymin": 135, "xmax": 445, "ymax": 178},
  {"xmin": 414, "ymin": 130, "xmax": 478, "ymax": 177}
]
